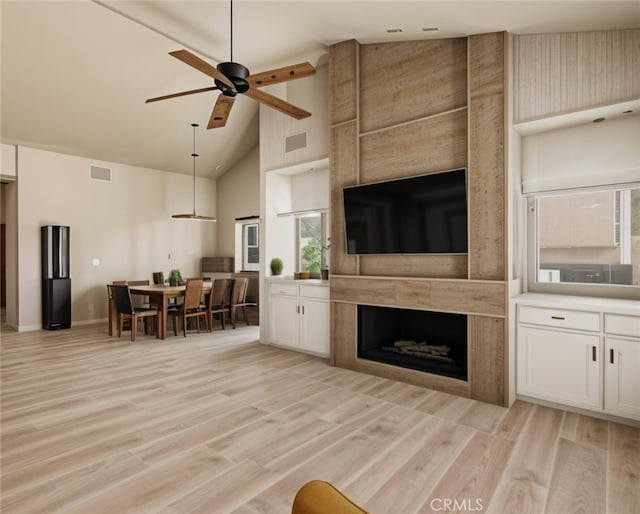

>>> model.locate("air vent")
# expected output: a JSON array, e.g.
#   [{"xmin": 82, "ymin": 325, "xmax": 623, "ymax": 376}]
[
  {"xmin": 90, "ymin": 165, "xmax": 111, "ymax": 182},
  {"xmin": 285, "ymin": 132, "xmax": 307, "ymax": 153}
]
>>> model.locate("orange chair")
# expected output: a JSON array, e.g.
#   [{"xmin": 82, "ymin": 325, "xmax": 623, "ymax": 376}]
[{"xmin": 292, "ymin": 481, "xmax": 369, "ymax": 514}]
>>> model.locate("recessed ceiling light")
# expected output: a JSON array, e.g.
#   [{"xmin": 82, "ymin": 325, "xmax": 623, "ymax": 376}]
[
  {"xmin": 422, "ymin": 27, "xmax": 439, "ymax": 32},
  {"xmin": 386, "ymin": 28, "xmax": 403, "ymax": 33}
]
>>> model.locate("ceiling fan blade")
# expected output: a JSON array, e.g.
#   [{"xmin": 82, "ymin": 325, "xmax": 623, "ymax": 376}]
[
  {"xmin": 145, "ymin": 86, "xmax": 218, "ymax": 103},
  {"xmin": 208, "ymin": 95, "xmax": 235, "ymax": 129},
  {"xmin": 169, "ymin": 49, "xmax": 234, "ymax": 89},
  {"xmin": 245, "ymin": 88, "xmax": 311, "ymax": 120},
  {"xmin": 247, "ymin": 62, "xmax": 316, "ymax": 88}
]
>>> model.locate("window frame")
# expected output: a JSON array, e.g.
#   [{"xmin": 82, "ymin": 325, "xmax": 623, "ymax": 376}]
[
  {"xmin": 526, "ymin": 184, "xmax": 640, "ymax": 299},
  {"xmin": 242, "ymin": 222, "xmax": 259, "ymax": 272},
  {"xmin": 295, "ymin": 211, "xmax": 329, "ymax": 273}
]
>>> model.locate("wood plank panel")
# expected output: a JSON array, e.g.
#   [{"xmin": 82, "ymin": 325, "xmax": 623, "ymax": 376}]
[
  {"xmin": 331, "ymin": 302, "xmax": 357, "ymax": 368},
  {"xmin": 359, "ymin": 39, "xmax": 467, "ymax": 133},
  {"xmin": 329, "ymin": 39, "xmax": 359, "ymax": 125},
  {"xmin": 514, "ymin": 30, "xmax": 640, "ymax": 122},
  {"xmin": 360, "ymin": 108, "xmax": 468, "ymax": 183},
  {"xmin": 469, "ymin": 315, "xmax": 506, "ymax": 406},
  {"xmin": 330, "ymin": 276, "xmax": 506, "ymax": 317},
  {"xmin": 359, "ymin": 253, "xmax": 467, "ymax": 279},
  {"xmin": 469, "ymin": 32, "xmax": 505, "ymax": 99},
  {"xmin": 355, "ymin": 358, "xmax": 470, "ymax": 398},
  {"xmin": 330, "ymin": 122, "xmax": 359, "ymax": 276},
  {"xmin": 468, "ymin": 32, "xmax": 506, "ymax": 281}
]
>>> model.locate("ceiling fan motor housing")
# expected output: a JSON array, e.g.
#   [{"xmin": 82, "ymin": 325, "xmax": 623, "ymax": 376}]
[{"xmin": 216, "ymin": 61, "xmax": 250, "ymax": 95}]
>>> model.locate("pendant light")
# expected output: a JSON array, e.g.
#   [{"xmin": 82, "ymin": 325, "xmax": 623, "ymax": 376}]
[{"xmin": 171, "ymin": 123, "xmax": 216, "ymax": 221}]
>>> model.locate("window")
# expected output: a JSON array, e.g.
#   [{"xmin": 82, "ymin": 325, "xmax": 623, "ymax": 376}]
[
  {"xmin": 296, "ymin": 212, "xmax": 329, "ymax": 272},
  {"xmin": 243, "ymin": 223, "xmax": 259, "ymax": 271},
  {"xmin": 530, "ymin": 187, "xmax": 639, "ymax": 288}
]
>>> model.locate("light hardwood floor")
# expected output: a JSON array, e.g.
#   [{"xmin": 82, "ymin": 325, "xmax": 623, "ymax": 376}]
[{"xmin": 1, "ymin": 323, "xmax": 638, "ymax": 513}]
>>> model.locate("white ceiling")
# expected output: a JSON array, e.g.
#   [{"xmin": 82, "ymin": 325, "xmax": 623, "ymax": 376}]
[{"xmin": 2, "ymin": 1, "xmax": 639, "ymax": 179}]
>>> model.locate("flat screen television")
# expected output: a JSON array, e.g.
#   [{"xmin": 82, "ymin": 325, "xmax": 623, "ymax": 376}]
[{"xmin": 342, "ymin": 168, "xmax": 468, "ymax": 255}]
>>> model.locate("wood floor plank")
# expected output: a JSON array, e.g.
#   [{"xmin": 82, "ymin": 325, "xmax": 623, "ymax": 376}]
[
  {"xmin": 607, "ymin": 422, "xmax": 640, "ymax": 514},
  {"xmin": 544, "ymin": 438, "xmax": 606, "ymax": 514},
  {"xmin": 423, "ymin": 431, "xmax": 515, "ymax": 513},
  {"xmin": 487, "ymin": 405, "xmax": 564, "ymax": 514}
]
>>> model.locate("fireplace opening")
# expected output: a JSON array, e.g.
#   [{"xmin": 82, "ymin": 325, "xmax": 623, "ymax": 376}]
[{"xmin": 358, "ymin": 305, "xmax": 468, "ymax": 381}]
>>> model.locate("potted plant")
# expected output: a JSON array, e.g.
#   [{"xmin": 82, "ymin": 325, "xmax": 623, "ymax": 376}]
[
  {"xmin": 168, "ymin": 269, "xmax": 183, "ymax": 286},
  {"xmin": 270, "ymin": 257, "xmax": 283, "ymax": 276}
]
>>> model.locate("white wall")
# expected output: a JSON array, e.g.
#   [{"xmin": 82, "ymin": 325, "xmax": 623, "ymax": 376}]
[
  {"xmin": 15, "ymin": 146, "xmax": 217, "ymax": 330},
  {"xmin": 215, "ymin": 145, "xmax": 260, "ymax": 258}
]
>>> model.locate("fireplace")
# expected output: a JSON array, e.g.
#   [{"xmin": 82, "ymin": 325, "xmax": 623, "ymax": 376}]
[{"xmin": 357, "ymin": 305, "xmax": 468, "ymax": 381}]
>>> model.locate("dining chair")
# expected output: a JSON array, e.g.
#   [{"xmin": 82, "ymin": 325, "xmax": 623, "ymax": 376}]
[
  {"xmin": 171, "ymin": 279, "xmax": 207, "ymax": 337},
  {"xmin": 205, "ymin": 279, "xmax": 230, "ymax": 331},
  {"xmin": 127, "ymin": 279, "xmax": 152, "ymax": 309},
  {"xmin": 110, "ymin": 284, "xmax": 159, "ymax": 342},
  {"xmin": 229, "ymin": 277, "xmax": 256, "ymax": 329}
]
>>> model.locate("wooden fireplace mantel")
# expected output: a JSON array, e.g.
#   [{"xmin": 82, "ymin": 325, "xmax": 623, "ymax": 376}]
[{"xmin": 328, "ymin": 33, "xmax": 509, "ymax": 406}]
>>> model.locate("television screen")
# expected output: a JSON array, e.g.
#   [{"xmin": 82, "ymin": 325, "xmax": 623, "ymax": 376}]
[{"xmin": 343, "ymin": 169, "xmax": 468, "ymax": 255}]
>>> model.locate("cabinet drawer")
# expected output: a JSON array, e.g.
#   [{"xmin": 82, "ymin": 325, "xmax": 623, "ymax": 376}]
[
  {"xmin": 270, "ymin": 283, "xmax": 297, "ymax": 296},
  {"xmin": 605, "ymin": 314, "xmax": 640, "ymax": 338},
  {"xmin": 299, "ymin": 284, "xmax": 329, "ymax": 299},
  {"xmin": 519, "ymin": 305, "xmax": 600, "ymax": 332}
]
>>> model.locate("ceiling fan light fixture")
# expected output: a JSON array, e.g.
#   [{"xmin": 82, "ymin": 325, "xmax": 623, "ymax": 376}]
[{"xmin": 171, "ymin": 123, "xmax": 216, "ymax": 222}]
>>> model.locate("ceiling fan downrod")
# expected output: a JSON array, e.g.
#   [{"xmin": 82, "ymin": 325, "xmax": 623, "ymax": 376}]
[{"xmin": 215, "ymin": 0, "xmax": 250, "ymax": 96}]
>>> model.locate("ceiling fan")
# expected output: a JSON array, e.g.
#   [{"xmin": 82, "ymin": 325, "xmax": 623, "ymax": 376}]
[{"xmin": 146, "ymin": 0, "xmax": 316, "ymax": 129}]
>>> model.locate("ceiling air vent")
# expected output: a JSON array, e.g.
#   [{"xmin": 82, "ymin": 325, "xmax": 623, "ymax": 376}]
[
  {"xmin": 90, "ymin": 165, "xmax": 112, "ymax": 182},
  {"xmin": 285, "ymin": 132, "xmax": 307, "ymax": 153}
]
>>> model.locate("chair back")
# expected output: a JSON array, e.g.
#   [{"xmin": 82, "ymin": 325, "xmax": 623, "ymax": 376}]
[
  {"xmin": 183, "ymin": 279, "xmax": 204, "ymax": 310},
  {"xmin": 208, "ymin": 279, "xmax": 230, "ymax": 309},
  {"xmin": 230, "ymin": 277, "xmax": 249, "ymax": 306},
  {"xmin": 111, "ymin": 284, "xmax": 135, "ymax": 315}
]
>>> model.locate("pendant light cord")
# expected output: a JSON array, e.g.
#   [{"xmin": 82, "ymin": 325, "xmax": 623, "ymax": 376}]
[{"xmin": 191, "ymin": 123, "xmax": 199, "ymax": 216}]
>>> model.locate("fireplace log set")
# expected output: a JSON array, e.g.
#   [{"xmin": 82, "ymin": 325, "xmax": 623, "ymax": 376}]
[{"xmin": 381, "ymin": 340, "xmax": 454, "ymax": 364}]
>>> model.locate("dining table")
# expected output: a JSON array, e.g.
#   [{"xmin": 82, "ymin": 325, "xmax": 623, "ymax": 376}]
[{"xmin": 126, "ymin": 283, "xmax": 212, "ymax": 339}]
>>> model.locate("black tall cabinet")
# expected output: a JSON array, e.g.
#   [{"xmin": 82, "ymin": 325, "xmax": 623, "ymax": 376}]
[{"xmin": 41, "ymin": 225, "xmax": 71, "ymax": 329}]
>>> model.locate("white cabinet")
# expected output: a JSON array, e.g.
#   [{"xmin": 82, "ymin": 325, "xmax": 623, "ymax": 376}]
[
  {"xmin": 604, "ymin": 313, "xmax": 640, "ymax": 420},
  {"xmin": 517, "ymin": 324, "xmax": 601, "ymax": 410},
  {"xmin": 269, "ymin": 281, "xmax": 329, "ymax": 357},
  {"xmin": 516, "ymin": 294, "xmax": 640, "ymax": 421}
]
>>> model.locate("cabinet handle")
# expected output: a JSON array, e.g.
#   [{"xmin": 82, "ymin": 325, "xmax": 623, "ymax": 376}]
[
  {"xmin": 296, "ymin": 306, "xmax": 300, "ymax": 314},
  {"xmin": 592, "ymin": 346, "xmax": 597, "ymax": 362},
  {"xmin": 551, "ymin": 316, "xmax": 565, "ymax": 320},
  {"xmin": 302, "ymin": 305, "xmax": 305, "ymax": 315},
  {"xmin": 610, "ymin": 348, "xmax": 615, "ymax": 364}
]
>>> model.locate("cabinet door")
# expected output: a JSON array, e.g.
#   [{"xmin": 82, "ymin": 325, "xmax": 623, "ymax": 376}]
[
  {"xmin": 517, "ymin": 326, "xmax": 601, "ymax": 410},
  {"xmin": 270, "ymin": 295, "xmax": 299, "ymax": 348},
  {"xmin": 300, "ymin": 299, "xmax": 330, "ymax": 356},
  {"xmin": 605, "ymin": 336, "xmax": 640, "ymax": 421}
]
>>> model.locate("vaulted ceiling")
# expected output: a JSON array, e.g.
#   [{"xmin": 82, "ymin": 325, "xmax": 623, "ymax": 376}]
[{"xmin": 2, "ymin": 1, "xmax": 638, "ymax": 179}]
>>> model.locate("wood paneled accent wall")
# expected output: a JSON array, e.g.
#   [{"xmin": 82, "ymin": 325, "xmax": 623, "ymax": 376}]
[
  {"xmin": 513, "ymin": 30, "xmax": 640, "ymax": 122},
  {"xmin": 329, "ymin": 34, "xmax": 509, "ymax": 406}
]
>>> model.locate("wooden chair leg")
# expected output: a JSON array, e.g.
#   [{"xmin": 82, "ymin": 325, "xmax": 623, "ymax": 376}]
[
  {"xmin": 242, "ymin": 306, "xmax": 250, "ymax": 325},
  {"xmin": 131, "ymin": 316, "xmax": 137, "ymax": 342},
  {"xmin": 118, "ymin": 315, "xmax": 123, "ymax": 338}
]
